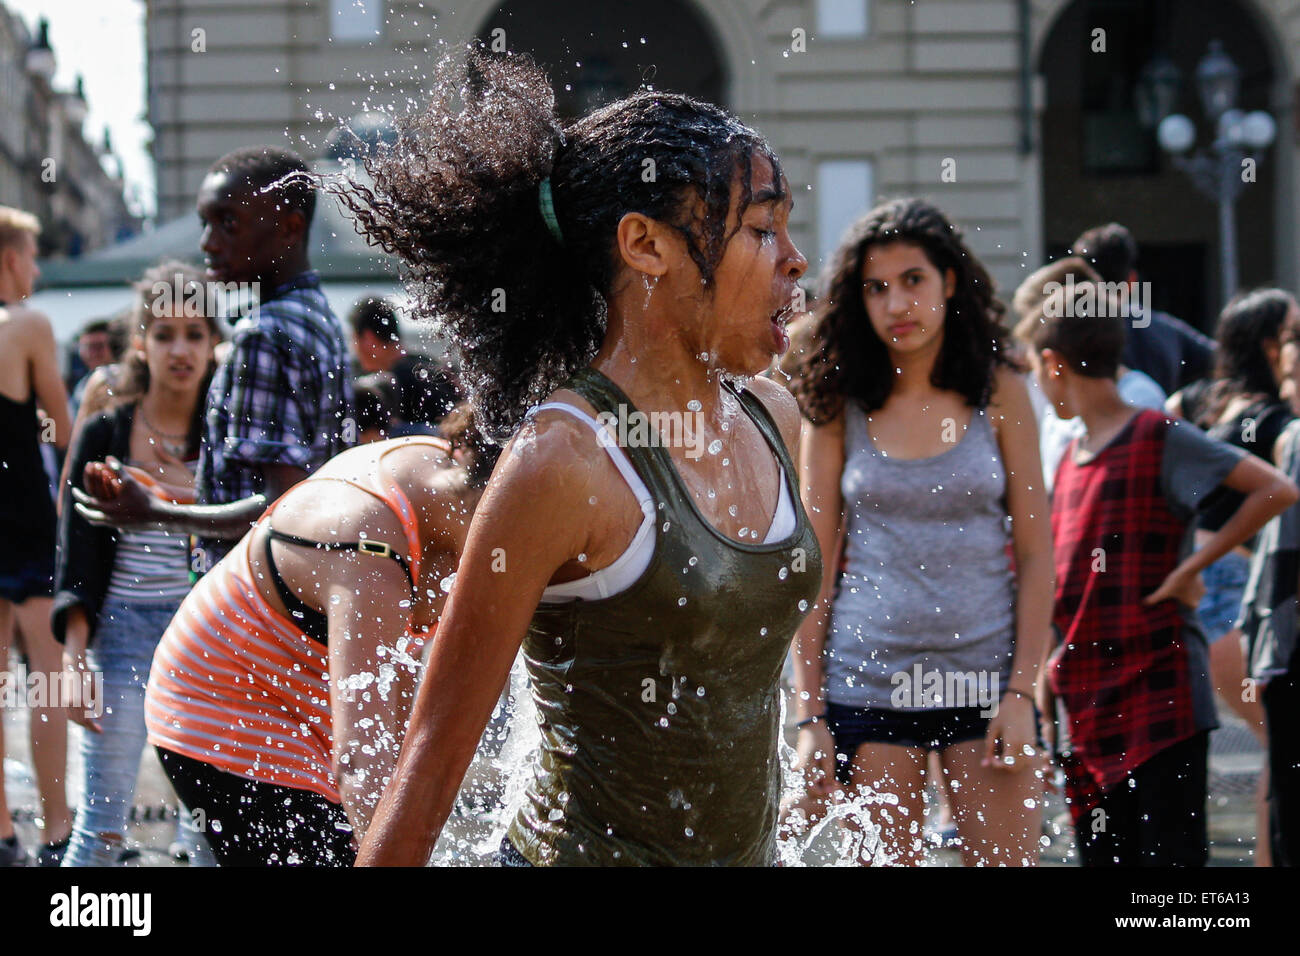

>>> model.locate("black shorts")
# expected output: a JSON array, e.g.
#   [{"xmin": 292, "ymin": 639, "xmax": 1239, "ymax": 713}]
[
  {"xmin": 157, "ymin": 747, "xmax": 356, "ymax": 867},
  {"xmin": 0, "ymin": 529, "xmax": 54, "ymax": 604},
  {"xmin": 826, "ymin": 701, "xmax": 991, "ymax": 784},
  {"xmin": 1075, "ymin": 731, "xmax": 1210, "ymax": 867}
]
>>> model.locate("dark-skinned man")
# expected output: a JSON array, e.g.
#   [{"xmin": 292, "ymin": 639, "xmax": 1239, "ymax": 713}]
[{"xmin": 72, "ymin": 146, "xmax": 353, "ymax": 570}]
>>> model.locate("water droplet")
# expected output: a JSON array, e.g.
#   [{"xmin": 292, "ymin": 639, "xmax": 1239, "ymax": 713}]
[
  {"xmin": 687, "ymin": 399, "xmax": 702, "ymax": 412},
  {"xmin": 688, "ymin": 556, "xmax": 698, "ymax": 566},
  {"xmin": 677, "ymin": 597, "xmax": 687, "ymax": 607},
  {"xmin": 778, "ymin": 566, "xmax": 789, "ymax": 580},
  {"xmin": 798, "ymin": 600, "xmax": 809, "ymax": 612},
  {"xmin": 707, "ymin": 439, "xmax": 723, "ymax": 455}
]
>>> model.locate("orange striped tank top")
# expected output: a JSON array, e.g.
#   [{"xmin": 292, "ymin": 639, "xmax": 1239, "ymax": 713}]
[{"xmin": 144, "ymin": 436, "xmax": 448, "ymax": 801}]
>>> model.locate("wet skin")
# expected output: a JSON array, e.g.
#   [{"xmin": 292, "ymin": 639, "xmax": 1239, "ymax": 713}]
[{"xmin": 357, "ymin": 156, "xmax": 811, "ymax": 865}]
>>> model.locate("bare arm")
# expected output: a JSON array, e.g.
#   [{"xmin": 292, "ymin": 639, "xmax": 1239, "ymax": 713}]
[
  {"xmin": 992, "ymin": 369, "xmax": 1054, "ymax": 700},
  {"xmin": 356, "ymin": 419, "xmax": 608, "ymax": 866},
  {"xmin": 72, "ymin": 460, "xmax": 305, "ymax": 538},
  {"xmin": 326, "ymin": 561, "xmax": 425, "ymax": 841},
  {"xmin": 27, "ymin": 313, "xmax": 71, "ymax": 450},
  {"xmin": 1148, "ymin": 455, "xmax": 1299, "ymax": 606},
  {"xmin": 790, "ymin": 415, "xmax": 844, "ymax": 723}
]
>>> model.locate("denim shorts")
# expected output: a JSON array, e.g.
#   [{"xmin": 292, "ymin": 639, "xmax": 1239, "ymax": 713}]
[
  {"xmin": 1197, "ymin": 550, "xmax": 1252, "ymax": 643},
  {"xmin": 825, "ymin": 701, "xmax": 991, "ymax": 784}
]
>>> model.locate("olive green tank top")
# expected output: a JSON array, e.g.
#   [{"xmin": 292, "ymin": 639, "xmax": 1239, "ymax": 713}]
[{"xmin": 506, "ymin": 368, "xmax": 822, "ymax": 866}]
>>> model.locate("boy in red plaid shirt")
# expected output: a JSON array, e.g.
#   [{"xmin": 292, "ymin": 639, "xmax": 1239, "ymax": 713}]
[{"xmin": 1016, "ymin": 285, "xmax": 1297, "ymax": 865}]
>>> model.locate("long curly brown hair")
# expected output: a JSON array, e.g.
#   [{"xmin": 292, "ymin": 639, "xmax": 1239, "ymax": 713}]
[
  {"xmin": 792, "ymin": 198, "xmax": 1014, "ymax": 424},
  {"xmin": 331, "ymin": 47, "xmax": 782, "ymax": 442}
]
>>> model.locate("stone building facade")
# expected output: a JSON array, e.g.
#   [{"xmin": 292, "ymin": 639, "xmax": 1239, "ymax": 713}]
[
  {"xmin": 0, "ymin": 7, "xmax": 137, "ymax": 256},
  {"xmin": 145, "ymin": 0, "xmax": 1300, "ymax": 329}
]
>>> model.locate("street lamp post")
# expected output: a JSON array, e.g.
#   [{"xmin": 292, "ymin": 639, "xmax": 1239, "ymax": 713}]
[{"xmin": 1153, "ymin": 41, "xmax": 1276, "ymax": 306}]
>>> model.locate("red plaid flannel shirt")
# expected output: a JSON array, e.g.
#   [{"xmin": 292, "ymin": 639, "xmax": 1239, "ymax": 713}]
[{"xmin": 1049, "ymin": 410, "xmax": 1200, "ymax": 820}]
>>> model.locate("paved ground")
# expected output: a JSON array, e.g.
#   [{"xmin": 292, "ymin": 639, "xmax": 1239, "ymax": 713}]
[{"xmin": 1, "ymin": 660, "xmax": 1269, "ymax": 867}]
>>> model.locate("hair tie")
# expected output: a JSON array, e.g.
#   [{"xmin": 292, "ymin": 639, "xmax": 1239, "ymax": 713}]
[{"xmin": 538, "ymin": 177, "xmax": 564, "ymax": 246}]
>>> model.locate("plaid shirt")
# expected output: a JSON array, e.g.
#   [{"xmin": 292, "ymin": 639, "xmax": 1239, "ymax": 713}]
[
  {"xmin": 196, "ymin": 271, "xmax": 353, "ymax": 562},
  {"xmin": 1049, "ymin": 410, "xmax": 1201, "ymax": 820}
]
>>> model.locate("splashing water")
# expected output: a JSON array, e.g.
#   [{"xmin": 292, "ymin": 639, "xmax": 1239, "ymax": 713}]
[
  {"xmin": 772, "ymin": 688, "xmax": 894, "ymax": 867},
  {"xmin": 425, "ymin": 653, "xmax": 540, "ymax": 866}
]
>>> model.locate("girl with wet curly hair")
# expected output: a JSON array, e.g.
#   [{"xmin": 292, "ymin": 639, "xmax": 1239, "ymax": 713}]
[
  {"xmin": 786, "ymin": 197, "xmax": 1054, "ymax": 866},
  {"xmin": 345, "ymin": 49, "xmax": 823, "ymax": 867}
]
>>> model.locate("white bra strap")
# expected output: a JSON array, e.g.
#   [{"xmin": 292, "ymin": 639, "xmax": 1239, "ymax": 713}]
[{"xmin": 532, "ymin": 403, "xmax": 655, "ymax": 509}]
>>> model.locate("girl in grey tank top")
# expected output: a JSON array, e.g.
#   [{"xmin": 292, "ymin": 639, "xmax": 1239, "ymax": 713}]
[
  {"xmin": 788, "ymin": 198, "xmax": 1052, "ymax": 866},
  {"xmin": 826, "ymin": 401, "xmax": 1016, "ymax": 709}
]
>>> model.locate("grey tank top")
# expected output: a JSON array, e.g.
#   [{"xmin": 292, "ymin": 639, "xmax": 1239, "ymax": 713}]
[{"xmin": 825, "ymin": 400, "xmax": 1016, "ymax": 710}]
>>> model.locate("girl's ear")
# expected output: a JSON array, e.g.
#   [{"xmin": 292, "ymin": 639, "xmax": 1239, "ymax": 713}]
[
  {"xmin": 615, "ymin": 212, "xmax": 671, "ymax": 279},
  {"xmin": 1040, "ymin": 347, "xmax": 1066, "ymax": 378},
  {"xmin": 943, "ymin": 267, "xmax": 957, "ymax": 300}
]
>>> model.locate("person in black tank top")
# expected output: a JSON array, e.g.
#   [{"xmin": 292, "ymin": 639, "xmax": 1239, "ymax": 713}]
[{"xmin": 0, "ymin": 206, "xmax": 75, "ymax": 866}]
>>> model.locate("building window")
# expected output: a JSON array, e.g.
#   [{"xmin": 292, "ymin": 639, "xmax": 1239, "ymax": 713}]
[
  {"xmin": 816, "ymin": 0, "xmax": 869, "ymax": 38},
  {"xmin": 817, "ymin": 160, "xmax": 873, "ymax": 265},
  {"xmin": 331, "ymin": 0, "xmax": 383, "ymax": 43}
]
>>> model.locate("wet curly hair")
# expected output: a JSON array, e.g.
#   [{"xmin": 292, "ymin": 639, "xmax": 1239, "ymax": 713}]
[
  {"xmin": 792, "ymin": 198, "xmax": 1014, "ymax": 423},
  {"xmin": 333, "ymin": 47, "xmax": 781, "ymax": 442}
]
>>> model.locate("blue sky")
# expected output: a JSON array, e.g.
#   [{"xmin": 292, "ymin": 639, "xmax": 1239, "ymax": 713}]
[{"xmin": 8, "ymin": 0, "xmax": 153, "ymax": 218}]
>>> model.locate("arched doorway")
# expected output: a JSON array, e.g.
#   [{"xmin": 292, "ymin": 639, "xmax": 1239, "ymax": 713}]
[
  {"xmin": 477, "ymin": 0, "xmax": 726, "ymax": 120},
  {"xmin": 1038, "ymin": 0, "xmax": 1282, "ymax": 331}
]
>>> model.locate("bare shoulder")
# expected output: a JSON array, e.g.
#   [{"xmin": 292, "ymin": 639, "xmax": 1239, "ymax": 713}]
[
  {"xmin": 745, "ymin": 373, "xmax": 803, "ymax": 451},
  {"xmin": 1, "ymin": 304, "xmax": 55, "ymax": 347},
  {"xmin": 987, "ymin": 365, "xmax": 1034, "ymax": 425},
  {"xmin": 492, "ymin": 395, "xmax": 625, "ymax": 513}
]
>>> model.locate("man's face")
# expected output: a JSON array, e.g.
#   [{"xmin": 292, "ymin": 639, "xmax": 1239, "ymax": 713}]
[
  {"xmin": 2, "ymin": 232, "xmax": 40, "ymax": 300},
  {"xmin": 197, "ymin": 170, "xmax": 303, "ymax": 284},
  {"xmin": 78, "ymin": 331, "xmax": 113, "ymax": 369}
]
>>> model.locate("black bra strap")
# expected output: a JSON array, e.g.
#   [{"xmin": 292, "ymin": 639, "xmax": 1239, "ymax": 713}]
[
  {"xmin": 263, "ymin": 530, "xmax": 329, "ymax": 642},
  {"xmin": 266, "ymin": 527, "xmax": 415, "ymax": 589}
]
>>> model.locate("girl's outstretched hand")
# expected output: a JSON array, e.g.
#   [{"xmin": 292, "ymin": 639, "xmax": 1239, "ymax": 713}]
[{"xmin": 73, "ymin": 456, "xmax": 165, "ymax": 529}]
